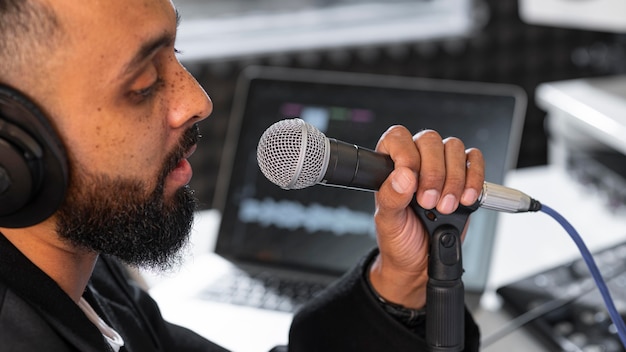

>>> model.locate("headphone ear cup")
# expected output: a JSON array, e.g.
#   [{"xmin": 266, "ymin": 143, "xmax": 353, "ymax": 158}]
[{"xmin": 0, "ymin": 85, "xmax": 68, "ymax": 228}]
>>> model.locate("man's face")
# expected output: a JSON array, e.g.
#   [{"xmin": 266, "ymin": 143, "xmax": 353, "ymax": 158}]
[{"xmin": 32, "ymin": 0, "xmax": 212, "ymax": 269}]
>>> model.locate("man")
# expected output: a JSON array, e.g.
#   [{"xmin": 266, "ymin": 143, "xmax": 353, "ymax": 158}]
[{"xmin": 0, "ymin": 0, "xmax": 484, "ymax": 351}]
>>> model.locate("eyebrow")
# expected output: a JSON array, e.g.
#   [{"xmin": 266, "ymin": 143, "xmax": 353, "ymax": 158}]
[{"xmin": 119, "ymin": 9, "xmax": 181, "ymax": 79}]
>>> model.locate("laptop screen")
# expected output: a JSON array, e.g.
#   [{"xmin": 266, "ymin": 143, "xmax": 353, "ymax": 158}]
[{"xmin": 213, "ymin": 66, "xmax": 526, "ymax": 292}]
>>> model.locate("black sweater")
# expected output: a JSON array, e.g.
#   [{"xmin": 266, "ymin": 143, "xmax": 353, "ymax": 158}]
[{"xmin": 0, "ymin": 234, "xmax": 480, "ymax": 351}]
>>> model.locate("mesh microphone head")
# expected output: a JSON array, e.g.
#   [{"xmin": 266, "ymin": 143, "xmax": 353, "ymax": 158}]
[{"xmin": 257, "ymin": 118, "xmax": 330, "ymax": 189}]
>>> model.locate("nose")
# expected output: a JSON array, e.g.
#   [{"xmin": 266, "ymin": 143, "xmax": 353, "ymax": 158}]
[{"xmin": 168, "ymin": 62, "xmax": 213, "ymax": 128}]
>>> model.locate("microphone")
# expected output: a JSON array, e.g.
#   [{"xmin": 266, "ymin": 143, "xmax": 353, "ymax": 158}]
[{"xmin": 257, "ymin": 118, "xmax": 541, "ymax": 213}]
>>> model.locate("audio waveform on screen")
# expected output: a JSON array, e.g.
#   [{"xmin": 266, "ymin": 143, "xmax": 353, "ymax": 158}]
[{"xmin": 238, "ymin": 197, "xmax": 375, "ymax": 237}]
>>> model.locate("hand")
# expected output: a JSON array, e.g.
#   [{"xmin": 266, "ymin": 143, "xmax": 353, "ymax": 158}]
[{"xmin": 368, "ymin": 126, "xmax": 484, "ymax": 309}]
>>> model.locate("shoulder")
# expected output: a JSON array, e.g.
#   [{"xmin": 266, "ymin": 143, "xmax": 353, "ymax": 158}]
[{"xmin": 0, "ymin": 285, "xmax": 78, "ymax": 351}]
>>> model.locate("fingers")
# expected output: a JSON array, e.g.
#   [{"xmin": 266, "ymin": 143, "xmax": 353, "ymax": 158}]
[
  {"xmin": 463, "ymin": 147, "xmax": 485, "ymax": 205},
  {"xmin": 442, "ymin": 137, "xmax": 468, "ymax": 209},
  {"xmin": 412, "ymin": 130, "xmax": 484, "ymax": 214},
  {"xmin": 412, "ymin": 130, "xmax": 446, "ymax": 210},
  {"xmin": 375, "ymin": 126, "xmax": 485, "ymax": 216}
]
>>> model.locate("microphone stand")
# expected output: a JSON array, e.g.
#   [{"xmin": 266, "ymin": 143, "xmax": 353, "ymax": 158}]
[{"xmin": 410, "ymin": 199, "xmax": 479, "ymax": 352}]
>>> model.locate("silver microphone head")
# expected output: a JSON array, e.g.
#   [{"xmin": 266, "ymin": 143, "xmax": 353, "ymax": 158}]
[{"xmin": 257, "ymin": 118, "xmax": 330, "ymax": 189}]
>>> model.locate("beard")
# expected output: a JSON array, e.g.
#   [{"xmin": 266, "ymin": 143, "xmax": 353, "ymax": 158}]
[{"xmin": 55, "ymin": 125, "xmax": 200, "ymax": 271}]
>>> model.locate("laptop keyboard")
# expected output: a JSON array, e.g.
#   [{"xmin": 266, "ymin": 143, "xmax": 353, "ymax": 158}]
[{"xmin": 199, "ymin": 270, "xmax": 327, "ymax": 313}]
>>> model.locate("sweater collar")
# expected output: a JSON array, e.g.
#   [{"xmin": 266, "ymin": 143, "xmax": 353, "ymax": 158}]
[{"xmin": 0, "ymin": 233, "xmax": 108, "ymax": 351}]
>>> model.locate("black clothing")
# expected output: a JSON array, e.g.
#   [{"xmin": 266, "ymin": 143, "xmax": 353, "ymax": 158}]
[
  {"xmin": 289, "ymin": 250, "xmax": 481, "ymax": 351},
  {"xmin": 0, "ymin": 234, "xmax": 480, "ymax": 351},
  {"xmin": 0, "ymin": 234, "xmax": 224, "ymax": 352}
]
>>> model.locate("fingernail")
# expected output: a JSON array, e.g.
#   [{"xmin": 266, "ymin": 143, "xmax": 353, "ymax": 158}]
[
  {"xmin": 421, "ymin": 189, "xmax": 439, "ymax": 209},
  {"xmin": 439, "ymin": 194, "xmax": 457, "ymax": 214},
  {"xmin": 461, "ymin": 188, "xmax": 478, "ymax": 205},
  {"xmin": 391, "ymin": 172, "xmax": 412, "ymax": 194}
]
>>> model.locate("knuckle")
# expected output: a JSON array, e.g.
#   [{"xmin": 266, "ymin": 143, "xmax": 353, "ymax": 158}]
[
  {"xmin": 384, "ymin": 125, "xmax": 412, "ymax": 139},
  {"xmin": 378, "ymin": 125, "xmax": 413, "ymax": 150},
  {"xmin": 443, "ymin": 136, "xmax": 465, "ymax": 150},
  {"xmin": 414, "ymin": 129, "xmax": 442, "ymax": 142},
  {"xmin": 465, "ymin": 147, "xmax": 483, "ymax": 158}
]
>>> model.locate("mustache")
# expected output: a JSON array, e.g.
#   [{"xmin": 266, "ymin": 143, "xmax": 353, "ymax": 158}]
[{"xmin": 161, "ymin": 124, "xmax": 201, "ymax": 178}]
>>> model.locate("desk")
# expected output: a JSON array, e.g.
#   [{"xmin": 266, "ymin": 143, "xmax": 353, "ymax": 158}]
[{"xmin": 146, "ymin": 165, "xmax": 626, "ymax": 351}]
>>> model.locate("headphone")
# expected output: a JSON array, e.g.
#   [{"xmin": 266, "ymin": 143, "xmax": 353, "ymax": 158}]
[{"xmin": 0, "ymin": 84, "xmax": 68, "ymax": 228}]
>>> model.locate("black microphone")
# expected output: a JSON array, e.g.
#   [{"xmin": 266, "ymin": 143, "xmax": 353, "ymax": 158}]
[{"xmin": 257, "ymin": 118, "xmax": 541, "ymax": 213}]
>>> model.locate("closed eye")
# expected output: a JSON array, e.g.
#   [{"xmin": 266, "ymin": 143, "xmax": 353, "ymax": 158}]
[{"xmin": 129, "ymin": 77, "xmax": 164, "ymax": 103}]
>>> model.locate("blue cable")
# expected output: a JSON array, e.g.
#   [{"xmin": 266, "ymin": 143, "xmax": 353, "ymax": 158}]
[{"xmin": 540, "ymin": 204, "xmax": 626, "ymax": 347}]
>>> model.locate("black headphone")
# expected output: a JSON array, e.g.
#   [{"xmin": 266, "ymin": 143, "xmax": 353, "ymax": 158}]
[{"xmin": 0, "ymin": 84, "xmax": 68, "ymax": 228}]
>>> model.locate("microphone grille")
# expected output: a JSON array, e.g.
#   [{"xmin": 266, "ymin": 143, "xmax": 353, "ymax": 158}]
[{"xmin": 257, "ymin": 118, "xmax": 329, "ymax": 189}]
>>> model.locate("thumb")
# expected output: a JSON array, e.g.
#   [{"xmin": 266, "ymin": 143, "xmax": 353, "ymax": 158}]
[
  {"xmin": 374, "ymin": 167, "xmax": 428, "ymax": 269},
  {"xmin": 375, "ymin": 167, "xmax": 416, "ymax": 234}
]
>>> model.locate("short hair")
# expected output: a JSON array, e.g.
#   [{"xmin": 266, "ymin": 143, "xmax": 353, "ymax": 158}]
[{"xmin": 0, "ymin": 0, "xmax": 61, "ymax": 82}]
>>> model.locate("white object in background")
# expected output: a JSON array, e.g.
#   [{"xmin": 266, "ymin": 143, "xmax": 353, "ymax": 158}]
[{"xmin": 519, "ymin": 0, "xmax": 626, "ymax": 32}]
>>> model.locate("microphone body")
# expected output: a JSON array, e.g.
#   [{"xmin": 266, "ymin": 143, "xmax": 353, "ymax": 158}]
[
  {"xmin": 322, "ymin": 138, "xmax": 393, "ymax": 191},
  {"xmin": 257, "ymin": 118, "xmax": 540, "ymax": 213}
]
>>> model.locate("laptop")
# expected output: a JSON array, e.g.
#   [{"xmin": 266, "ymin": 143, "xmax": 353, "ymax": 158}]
[{"xmin": 150, "ymin": 66, "xmax": 527, "ymax": 351}]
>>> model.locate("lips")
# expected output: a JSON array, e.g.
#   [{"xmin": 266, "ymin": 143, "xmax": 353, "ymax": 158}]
[
  {"xmin": 162, "ymin": 125, "xmax": 201, "ymax": 196},
  {"xmin": 166, "ymin": 144, "xmax": 197, "ymax": 189}
]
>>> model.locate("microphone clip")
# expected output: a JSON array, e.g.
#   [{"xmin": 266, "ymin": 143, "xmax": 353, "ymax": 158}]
[
  {"xmin": 411, "ymin": 199, "xmax": 479, "ymax": 237},
  {"xmin": 410, "ymin": 198, "xmax": 479, "ymax": 352}
]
